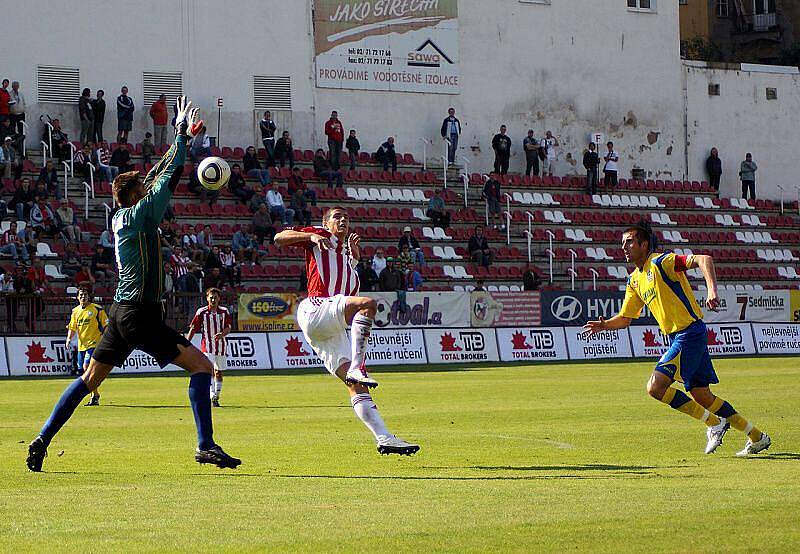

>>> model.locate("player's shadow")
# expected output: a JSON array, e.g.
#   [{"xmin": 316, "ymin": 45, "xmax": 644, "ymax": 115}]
[
  {"xmin": 471, "ymin": 463, "xmax": 659, "ymax": 473},
  {"xmin": 743, "ymin": 452, "xmax": 800, "ymax": 461},
  {"xmin": 105, "ymin": 404, "xmax": 349, "ymax": 410},
  {"xmin": 269, "ymin": 473, "xmax": 654, "ymax": 481}
]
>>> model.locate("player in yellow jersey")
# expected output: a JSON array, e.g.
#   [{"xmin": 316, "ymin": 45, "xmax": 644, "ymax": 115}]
[
  {"xmin": 66, "ymin": 286, "xmax": 109, "ymax": 406},
  {"xmin": 584, "ymin": 221, "xmax": 771, "ymax": 456}
]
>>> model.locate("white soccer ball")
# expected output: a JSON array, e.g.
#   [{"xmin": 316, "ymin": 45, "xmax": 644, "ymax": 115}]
[{"xmin": 197, "ymin": 156, "xmax": 231, "ymax": 191}]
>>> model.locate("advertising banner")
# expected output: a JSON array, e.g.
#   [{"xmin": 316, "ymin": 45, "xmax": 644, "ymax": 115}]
[
  {"xmin": 470, "ymin": 291, "xmax": 541, "ymax": 328},
  {"xmin": 791, "ymin": 290, "xmax": 800, "ymax": 322},
  {"xmin": 496, "ymin": 327, "xmax": 568, "ymax": 362},
  {"xmin": 423, "ymin": 328, "xmax": 499, "ymax": 364},
  {"xmin": 238, "ymin": 293, "xmax": 299, "ymax": 331},
  {"xmin": 368, "ymin": 291, "xmax": 470, "ymax": 329},
  {"xmin": 365, "ymin": 328, "xmax": 427, "ymax": 366},
  {"xmin": 6, "ymin": 336, "xmax": 75, "ymax": 376},
  {"xmin": 705, "ymin": 323, "xmax": 755, "ymax": 356},
  {"xmin": 699, "ymin": 290, "xmax": 790, "ymax": 324},
  {"xmin": 541, "ymin": 291, "xmax": 657, "ymax": 327},
  {"xmin": 630, "ymin": 326, "xmax": 672, "ymax": 359},
  {"xmin": 752, "ymin": 323, "xmax": 800, "ymax": 355},
  {"xmin": 0, "ymin": 338, "xmax": 7, "ymax": 376},
  {"xmin": 564, "ymin": 327, "xmax": 633, "ymax": 360},
  {"xmin": 313, "ymin": 0, "xmax": 459, "ymax": 94},
  {"xmin": 268, "ymin": 332, "xmax": 325, "ymax": 370}
]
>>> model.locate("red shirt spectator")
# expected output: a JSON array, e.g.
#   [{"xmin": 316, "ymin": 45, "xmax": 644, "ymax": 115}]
[
  {"xmin": 0, "ymin": 81, "xmax": 10, "ymax": 116},
  {"xmin": 149, "ymin": 99, "xmax": 168, "ymax": 125},
  {"xmin": 74, "ymin": 266, "xmax": 95, "ymax": 286},
  {"xmin": 26, "ymin": 263, "xmax": 49, "ymax": 293},
  {"xmin": 288, "ymin": 172, "xmax": 306, "ymax": 195},
  {"xmin": 325, "ymin": 117, "xmax": 344, "ymax": 143}
]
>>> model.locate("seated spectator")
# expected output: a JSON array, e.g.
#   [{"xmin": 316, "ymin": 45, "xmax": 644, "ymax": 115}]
[
  {"xmin": 228, "ymin": 163, "xmax": 254, "ymax": 203},
  {"xmin": 204, "ymin": 267, "xmax": 224, "ymax": 290},
  {"xmin": 356, "ymin": 257, "xmax": 378, "ymax": 292},
  {"xmin": 38, "ymin": 161, "xmax": 61, "ymax": 200},
  {"xmin": 219, "ymin": 244, "xmax": 241, "ymax": 286},
  {"xmin": 169, "ymin": 246, "xmax": 190, "ymax": 291},
  {"xmin": 196, "ymin": 224, "xmax": 213, "ymax": 257},
  {"xmin": 55, "ymin": 201, "xmax": 81, "ymax": 243},
  {"xmin": 523, "ymin": 264, "xmax": 543, "ymax": 291},
  {"xmin": 426, "ymin": 188, "xmax": 451, "ymax": 230},
  {"xmin": 248, "ymin": 183, "xmax": 266, "ymax": 213},
  {"xmin": 0, "ymin": 221, "xmax": 30, "ymax": 263},
  {"xmin": 287, "ymin": 166, "xmax": 317, "ymax": 205},
  {"xmin": 99, "ymin": 227, "xmax": 114, "ymax": 255},
  {"xmin": 346, "ymin": 130, "xmax": 360, "ymax": 170},
  {"xmin": 252, "ymin": 203, "xmax": 276, "ymax": 244},
  {"xmin": 159, "ymin": 219, "xmax": 178, "ymax": 256},
  {"xmin": 397, "ymin": 226, "xmax": 425, "ymax": 266},
  {"xmin": 190, "ymin": 125, "xmax": 210, "ymax": 161},
  {"xmin": 181, "ymin": 226, "xmax": 203, "ymax": 263},
  {"xmin": 291, "ymin": 187, "xmax": 312, "ymax": 227},
  {"xmin": 406, "ymin": 263, "xmax": 424, "ymax": 291},
  {"xmin": 232, "ymin": 225, "xmax": 259, "ymax": 264},
  {"xmin": 397, "ymin": 245, "xmax": 413, "ymax": 273},
  {"xmin": 46, "ymin": 119, "xmax": 70, "ymax": 161},
  {"xmin": 163, "ymin": 263, "xmax": 174, "ymax": 296},
  {"xmin": 274, "ymin": 131, "xmax": 294, "ymax": 169},
  {"xmin": 91, "ymin": 243, "xmax": 115, "ymax": 283},
  {"xmin": 468, "ymin": 225, "xmax": 494, "ymax": 267},
  {"xmin": 73, "ymin": 145, "xmax": 93, "ymax": 181},
  {"xmin": 34, "ymin": 180, "xmax": 50, "ymax": 202},
  {"xmin": 141, "ymin": 132, "xmax": 156, "ymax": 165},
  {"xmin": 74, "ymin": 262, "xmax": 96, "ymax": 286},
  {"xmin": 375, "ymin": 136, "xmax": 397, "ymax": 173},
  {"xmin": 204, "ymin": 245, "xmax": 223, "ymax": 272},
  {"xmin": 94, "ymin": 142, "xmax": 118, "ymax": 183},
  {"xmin": 372, "ymin": 247, "xmax": 387, "ymax": 275},
  {"xmin": 110, "ymin": 141, "xmax": 132, "ymax": 173},
  {"xmin": 30, "ymin": 199, "xmax": 60, "ymax": 237},
  {"xmin": 187, "ymin": 162, "xmax": 218, "ymax": 205},
  {"xmin": 1, "ymin": 136, "xmax": 19, "ymax": 180},
  {"xmin": 11, "ymin": 177, "xmax": 35, "ymax": 221},
  {"xmin": 243, "ymin": 145, "xmax": 271, "ymax": 186},
  {"xmin": 313, "ymin": 148, "xmax": 343, "ymax": 188},
  {"xmin": 266, "ymin": 182, "xmax": 294, "ymax": 225},
  {"xmin": 379, "ymin": 257, "xmax": 403, "ymax": 292},
  {"xmin": 482, "ymin": 175, "xmax": 503, "ymax": 230}
]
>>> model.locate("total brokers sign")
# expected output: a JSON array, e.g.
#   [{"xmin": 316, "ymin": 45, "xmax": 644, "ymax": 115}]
[{"xmin": 424, "ymin": 328, "xmax": 499, "ymax": 364}]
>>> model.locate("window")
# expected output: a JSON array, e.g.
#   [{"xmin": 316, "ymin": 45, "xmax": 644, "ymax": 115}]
[
  {"xmin": 766, "ymin": 87, "xmax": 777, "ymax": 100},
  {"xmin": 627, "ymin": 0, "xmax": 656, "ymax": 12},
  {"xmin": 142, "ymin": 71, "xmax": 183, "ymax": 106},
  {"xmin": 716, "ymin": 0, "xmax": 729, "ymax": 17},
  {"xmin": 253, "ymin": 76, "xmax": 292, "ymax": 111},
  {"xmin": 36, "ymin": 65, "xmax": 80, "ymax": 104},
  {"xmin": 753, "ymin": 0, "xmax": 776, "ymax": 15},
  {"xmin": 708, "ymin": 83, "xmax": 721, "ymax": 96},
  {"xmin": 519, "ymin": 0, "xmax": 551, "ymax": 4},
  {"xmin": 679, "ymin": 0, "xmax": 687, "ymax": 5}
]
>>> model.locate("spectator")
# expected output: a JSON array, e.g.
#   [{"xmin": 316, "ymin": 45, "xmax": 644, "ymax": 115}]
[
  {"xmin": 163, "ymin": 263, "xmax": 174, "ymax": 297},
  {"xmin": 0, "ymin": 79, "xmax": 9, "ymax": 124},
  {"xmin": 9, "ymin": 81, "xmax": 26, "ymax": 135},
  {"xmin": 187, "ymin": 162, "xmax": 219, "ymax": 206},
  {"xmin": 55, "ymin": 201, "xmax": 81, "ymax": 243},
  {"xmin": 706, "ymin": 147, "xmax": 722, "ymax": 193},
  {"xmin": 34, "ymin": 180, "xmax": 50, "ymax": 203},
  {"xmin": 523, "ymin": 264, "xmax": 543, "ymax": 291},
  {"xmin": 482, "ymin": 175, "xmax": 503, "ymax": 230},
  {"xmin": 110, "ymin": 141, "xmax": 132, "ymax": 173},
  {"xmin": 73, "ymin": 144, "xmax": 92, "ymax": 181},
  {"xmin": 441, "ymin": 107, "xmax": 461, "ymax": 165},
  {"xmin": 232, "ymin": 225, "xmax": 259, "ymax": 265},
  {"xmin": 189, "ymin": 125, "xmax": 210, "ymax": 161},
  {"xmin": 99, "ymin": 227, "xmax": 114, "ymax": 255},
  {"xmin": 397, "ymin": 245, "xmax": 413, "ymax": 273},
  {"xmin": 356, "ymin": 257, "xmax": 378, "ymax": 292},
  {"xmin": 346, "ymin": 130, "xmax": 360, "ymax": 170},
  {"xmin": 288, "ymin": 166, "xmax": 317, "ymax": 205},
  {"xmin": 375, "ymin": 136, "xmax": 397, "ymax": 173},
  {"xmin": 204, "ymin": 245, "xmax": 223, "ymax": 272},
  {"xmin": 398, "ymin": 226, "xmax": 425, "ymax": 266},
  {"xmin": 159, "ymin": 220, "xmax": 178, "ymax": 256},
  {"xmin": 248, "ymin": 183, "xmax": 266, "ymax": 213},
  {"xmin": 48, "ymin": 119, "xmax": 70, "ymax": 162},
  {"xmin": 219, "ymin": 244, "xmax": 241, "ymax": 285},
  {"xmin": 243, "ymin": 145, "xmax": 271, "ymax": 186},
  {"xmin": 468, "ymin": 225, "xmax": 494, "ymax": 267},
  {"xmin": 196, "ymin": 224, "xmax": 213, "ymax": 257},
  {"xmin": 492, "ymin": 125, "xmax": 511, "ymax": 175},
  {"xmin": 0, "ymin": 118, "xmax": 12, "ymax": 143},
  {"xmin": 473, "ymin": 279, "xmax": 486, "ymax": 292},
  {"xmin": 313, "ymin": 148, "xmax": 343, "ymax": 188},
  {"xmin": 228, "ymin": 163, "xmax": 254, "ymax": 203},
  {"xmin": 603, "ymin": 141, "xmax": 619, "ymax": 188},
  {"xmin": 372, "ymin": 247, "xmax": 387, "ymax": 275},
  {"xmin": 30, "ymin": 199, "xmax": 59, "ymax": 237},
  {"xmin": 252, "ymin": 203, "xmax": 276, "ymax": 244},
  {"xmin": 0, "ymin": 221, "xmax": 29, "ymax": 263},
  {"xmin": 426, "ymin": 188, "xmax": 451, "ymax": 230},
  {"xmin": 739, "ymin": 153, "xmax": 757, "ymax": 200},
  {"xmin": 38, "ymin": 161, "xmax": 61, "ymax": 200},
  {"xmin": 259, "ymin": 111, "xmax": 277, "ymax": 166},
  {"xmin": 12, "ymin": 178, "xmax": 35, "ymax": 221},
  {"xmin": 541, "ymin": 130, "xmax": 559, "ymax": 177},
  {"xmin": 78, "ymin": 88, "xmax": 94, "ymax": 145},
  {"xmin": 170, "ymin": 246, "xmax": 190, "ymax": 292},
  {"xmin": 324, "ymin": 110, "xmax": 344, "ymax": 170},
  {"xmin": 583, "ymin": 142, "xmax": 600, "ymax": 195},
  {"xmin": 274, "ymin": 131, "xmax": 294, "ymax": 169},
  {"xmin": 75, "ymin": 262, "xmax": 96, "ymax": 287},
  {"xmin": 0, "ymin": 136, "xmax": 12, "ymax": 178},
  {"xmin": 25, "ymin": 257, "xmax": 52, "ymax": 328},
  {"xmin": 406, "ymin": 263, "xmax": 424, "ymax": 292},
  {"xmin": 141, "ymin": 132, "xmax": 155, "ymax": 165},
  {"xmin": 1, "ymin": 268, "xmax": 18, "ymax": 331},
  {"xmin": 116, "ymin": 86, "xmax": 134, "ymax": 143},
  {"xmin": 149, "ymin": 94, "xmax": 169, "ymax": 146},
  {"xmin": 523, "ymin": 129, "xmax": 540, "ymax": 177},
  {"xmin": 266, "ymin": 182, "xmax": 294, "ymax": 225},
  {"xmin": 1, "ymin": 134, "xmax": 23, "ymax": 181},
  {"xmin": 181, "ymin": 226, "xmax": 202, "ymax": 263},
  {"xmin": 204, "ymin": 267, "xmax": 224, "ymax": 291},
  {"xmin": 27, "ymin": 256, "xmax": 52, "ymax": 294},
  {"xmin": 59, "ymin": 242, "xmax": 82, "ymax": 278},
  {"xmin": 291, "ymin": 187, "xmax": 312, "ymax": 227},
  {"xmin": 94, "ymin": 142, "xmax": 118, "ymax": 183},
  {"xmin": 91, "ymin": 89, "xmax": 106, "ymax": 143},
  {"xmin": 379, "ymin": 257, "xmax": 403, "ymax": 292},
  {"xmin": 92, "ymin": 243, "xmax": 115, "ymax": 283}
]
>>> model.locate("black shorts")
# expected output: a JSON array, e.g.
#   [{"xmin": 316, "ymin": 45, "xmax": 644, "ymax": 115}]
[{"xmin": 93, "ymin": 302, "xmax": 191, "ymax": 368}]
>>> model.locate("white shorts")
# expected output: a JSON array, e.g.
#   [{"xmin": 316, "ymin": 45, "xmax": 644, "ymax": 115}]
[
  {"xmin": 204, "ymin": 353, "xmax": 227, "ymax": 371},
  {"xmin": 296, "ymin": 295, "xmax": 351, "ymax": 376}
]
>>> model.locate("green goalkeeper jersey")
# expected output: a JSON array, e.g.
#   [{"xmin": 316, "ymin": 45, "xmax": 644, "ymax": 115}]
[{"xmin": 112, "ymin": 134, "xmax": 186, "ymax": 303}]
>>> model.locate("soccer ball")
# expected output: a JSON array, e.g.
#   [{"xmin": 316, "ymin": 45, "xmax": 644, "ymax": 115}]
[{"xmin": 197, "ymin": 156, "xmax": 231, "ymax": 190}]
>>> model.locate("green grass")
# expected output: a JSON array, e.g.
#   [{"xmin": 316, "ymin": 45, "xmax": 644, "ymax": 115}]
[{"xmin": 1, "ymin": 357, "xmax": 799, "ymax": 552}]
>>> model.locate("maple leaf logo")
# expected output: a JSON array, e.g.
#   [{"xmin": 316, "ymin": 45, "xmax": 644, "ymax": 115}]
[
  {"xmin": 511, "ymin": 331, "xmax": 532, "ymax": 350},
  {"xmin": 643, "ymin": 329, "xmax": 662, "ymax": 348},
  {"xmin": 26, "ymin": 341, "xmax": 54, "ymax": 363},
  {"xmin": 285, "ymin": 336, "xmax": 308, "ymax": 357},
  {"xmin": 440, "ymin": 333, "xmax": 461, "ymax": 352},
  {"xmin": 707, "ymin": 329, "xmax": 722, "ymax": 346}
]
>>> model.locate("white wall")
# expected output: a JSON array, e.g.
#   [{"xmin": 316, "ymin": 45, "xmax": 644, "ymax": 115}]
[{"xmin": 684, "ymin": 61, "xmax": 800, "ymax": 201}]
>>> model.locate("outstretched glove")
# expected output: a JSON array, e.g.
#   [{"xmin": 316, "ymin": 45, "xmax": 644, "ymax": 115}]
[{"xmin": 174, "ymin": 96, "xmax": 204, "ymax": 137}]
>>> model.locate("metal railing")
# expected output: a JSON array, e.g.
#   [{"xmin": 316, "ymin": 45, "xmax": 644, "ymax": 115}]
[
  {"xmin": 589, "ymin": 268, "xmax": 599, "ymax": 291},
  {"xmin": 20, "ymin": 121, "xmax": 28, "ymax": 157},
  {"xmin": 62, "ymin": 161, "xmax": 71, "ymax": 200},
  {"xmin": 418, "ymin": 138, "xmax": 431, "ymax": 171},
  {"xmin": 82, "ymin": 181, "xmax": 94, "ymax": 219},
  {"xmin": 461, "ymin": 173, "xmax": 469, "ymax": 208},
  {"xmin": 441, "ymin": 156, "xmax": 448, "ymax": 189},
  {"xmin": 40, "ymin": 141, "xmax": 49, "ymax": 167}
]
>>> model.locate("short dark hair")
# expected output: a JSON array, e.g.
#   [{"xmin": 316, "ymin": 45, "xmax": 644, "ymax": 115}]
[
  {"xmin": 206, "ymin": 287, "xmax": 221, "ymax": 296},
  {"xmin": 624, "ymin": 220, "xmax": 657, "ymax": 252},
  {"xmin": 112, "ymin": 171, "xmax": 142, "ymax": 208},
  {"xmin": 77, "ymin": 284, "xmax": 92, "ymax": 295},
  {"xmin": 323, "ymin": 206, "xmax": 348, "ymax": 223}
]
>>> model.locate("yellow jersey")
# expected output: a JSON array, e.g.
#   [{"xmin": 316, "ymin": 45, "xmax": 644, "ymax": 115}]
[
  {"xmin": 619, "ymin": 252, "xmax": 703, "ymax": 335},
  {"xmin": 67, "ymin": 303, "xmax": 109, "ymax": 351}
]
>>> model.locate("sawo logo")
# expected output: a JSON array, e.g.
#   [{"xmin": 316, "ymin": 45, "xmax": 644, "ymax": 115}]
[{"xmin": 407, "ymin": 39, "xmax": 453, "ymax": 68}]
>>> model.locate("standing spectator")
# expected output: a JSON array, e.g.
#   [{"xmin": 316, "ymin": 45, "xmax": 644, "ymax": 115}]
[
  {"xmin": 0, "ymin": 79, "xmax": 9, "ymax": 124},
  {"xmin": 0, "ymin": 118, "xmax": 12, "ymax": 143},
  {"xmin": 706, "ymin": 147, "xmax": 722, "ymax": 193},
  {"xmin": 116, "ymin": 86, "xmax": 134, "ymax": 143},
  {"xmin": 243, "ymin": 145, "xmax": 271, "ymax": 186},
  {"xmin": 259, "ymin": 111, "xmax": 277, "ymax": 166},
  {"xmin": 739, "ymin": 153, "xmax": 757, "ymax": 200},
  {"xmin": 94, "ymin": 142, "xmax": 118, "ymax": 183},
  {"xmin": 251, "ymin": 204, "xmax": 276, "ymax": 245},
  {"xmin": 219, "ymin": 244, "xmax": 241, "ymax": 286},
  {"xmin": 541, "ymin": 130, "xmax": 559, "ymax": 177},
  {"xmin": 274, "ymin": 131, "xmax": 294, "ymax": 169},
  {"xmin": 110, "ymin": 141, "xmax": 131, "ymax": 173},
  {"xmin": 426, "ymin": 188, "xmax": 450, "ymax": 230},
  {"xmin": 406, "ymin": 263, "xmax": 424, "ymax": 292},
  {"xmin": 0, "ymin": 221, "xmax": 29, "ymax": 263},
  {"xmin": 78, "ymin": 88, "xmax": 94, "ymax": 145},
  {"xmin": 376, "ymin": 136, "xmax": 397, "ymax": 173},
  {"xmin": 324, "ymin": 110, "xmax": 344, "ymax": 170},
  {"xmin": 603, "ymin": 141, "xmax": 619, "ymax": 189},
  {"xmin": 523, "ymin": 264, "xmax": 543, "ymax": 291},
  {"xmin": 291, "ymin": 187, "xmax": 312, "ymax": 227},
  {"xmin": 228, "ymin": 164, "xmax": 254, "ymax": 203},
  {"xmin": 468, "ymin": 225, "xmax": 494, "ymax": 267},
  {"xmin": 346, "ymin": 130, "xmax": 360, "ymax": 170},
  {"xmin": 141, "ymin": 132, "xmax": 155, "ymax": 165},
  {"xmin": 48, "ymin": 119, "xmax": 70, "ymax": 162},
  {"xmin": 92, "ymin": 244, "xmax": 115, "ymax": 283},
  {"xmin": 288, "ymin": 166, "xmax": 317, "ymax": 205},
  {"xmin": 149, "ymin": 94, "xmax": 169, "ymax": 146},
  {"xmin": 492, "ymin": 125, "xmax": 511, "ymax": 175},
  {"xmin": 583, "ymin": 142, "xmax": 600, "ymax": 195},
  {"xmin": 523, "ymin": 130, "xmax": 540, "ymax": 177},
  {"xmin": 313, "ymin": 148, "xmax": 343, "ymax": 188},
  {"xmin": 482, "ymin": 175, "xmax": 503, "ymax": 230},
  {"xmin": 189, "ymin": 125, "xmax": 210, "ymax": 160},
  {"xmin": 266, "ymin": 182, "xmax": 294, "ymax": 225},
  {"xmin": 441, "ymin": 107, "xmax": 461, "ymax": 165},
  {"xmin": 9, "ymin": 81, "xmax": 26, "ymax": 135},
  {"xmin": 55, "ymin": 201, "xmax": 81, "ymax": 243},
  {"xmin": 356, "ymin": 258, "xmax": 378, "ymax": 292},
  {"xmin": 59, "ymin": 242, "xmax": 82, "ymax": 278},
  {"xmin": 91, "ymin": 90, "xmax": 106, "ymax": 143},
  {"xmin": 38, "ymin": 161, "xmax": 61, "ymax": 200},
  {"xmin": 398, "ymin": 226, "xmax": 425, "ymax": 266},
  {"xmin": 12, "ymin": 178, "xmax": 35, "ymax": 221},
  {"xmin": 372, "ymin": 247, "xmax": 387, "ymax": 276}
]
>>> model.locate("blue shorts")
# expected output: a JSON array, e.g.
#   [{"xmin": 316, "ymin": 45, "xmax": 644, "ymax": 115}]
[
  {"xmin": 654, "ymin": 320, "xmax": 719, "ymax": 391},
  {"xmin": 78, "ymin": 348, "xmax": 95, "ymax": 371}
]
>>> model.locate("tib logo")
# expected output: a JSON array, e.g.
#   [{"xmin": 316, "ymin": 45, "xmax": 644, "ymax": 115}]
[
  {"xmin": 227, "ymin": 336, "xmax": 255, "ymax": 357},
  {"xmin": 720, "ymin": 326, "xmax": 743, "ymax": 345},
  {"xmin": 440, "ymin": 332, "xmax": 485, "ymax": 352},
  {"xmin": 511, "ymin": 330, "xmax": 554, "ymax": 350}
]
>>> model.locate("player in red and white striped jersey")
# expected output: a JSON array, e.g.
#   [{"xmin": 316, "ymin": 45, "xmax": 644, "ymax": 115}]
[
  {"xmin": 274, "ymin": 207, "xmax": 419, "ymax": 456},
  {"xmin": 186, "ymin": 288, "xmax": 232, "ymax": 407}
]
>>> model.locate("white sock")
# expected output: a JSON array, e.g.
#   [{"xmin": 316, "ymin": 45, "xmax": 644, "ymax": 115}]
[
  {"xmin": 214, "ymin": 379, "xmax": 222, "ymax": 397},
  {"xmin": 348, "ymin": 314, "xmax": 373, "ymax": 373},
  {"xmin": 351, "ymin": 393, "xmax": 389, "ymax": 440}
]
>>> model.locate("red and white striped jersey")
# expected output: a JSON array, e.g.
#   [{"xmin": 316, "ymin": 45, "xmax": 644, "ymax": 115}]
[
  {"xmin": 219, "ymin": 250, "xmax": 236, "ymax": 267},
  {"xmin": 170, "ymin": 254, "xmax": 189, "ymax": 278},
  {"xmin": 190, "ymin": 305, "xmax": 232, "ymax": 356},
  {"xmin": 299, "ymin": 227, "xmax": 360, "ymax": 298}
]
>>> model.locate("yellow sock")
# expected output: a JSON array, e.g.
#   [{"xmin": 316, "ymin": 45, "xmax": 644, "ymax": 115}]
[
  {"xmin": 708, "ymin": 397, "xmax": 762, "ymax": 441},
  {"xmin": 660, "ymin": 388, "xmax": 721, "ymax": 427}
]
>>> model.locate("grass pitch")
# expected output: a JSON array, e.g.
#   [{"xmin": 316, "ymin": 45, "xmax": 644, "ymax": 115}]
[{"xmin": 1, "ymin": 357, "xmax": 799, "ymax": 552}]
